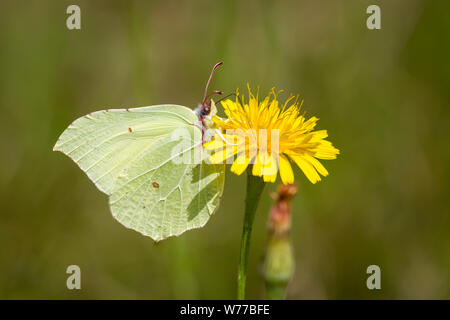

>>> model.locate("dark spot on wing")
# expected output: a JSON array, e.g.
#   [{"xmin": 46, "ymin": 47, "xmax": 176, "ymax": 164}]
[
  {"xmin": 128, "ymin": 127, "xmax": 132, "ymax": 132},
  {"xmin": 152, "ymin": 182, "xmax": 160, "ymax": 188}
]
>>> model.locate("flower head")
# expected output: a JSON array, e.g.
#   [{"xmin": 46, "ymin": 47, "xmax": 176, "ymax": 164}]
[{"xmin": 204, "ymin": 86, "xmax": 339, "ymax": 184}]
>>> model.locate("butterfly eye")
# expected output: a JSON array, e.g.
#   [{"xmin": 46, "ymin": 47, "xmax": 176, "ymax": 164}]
[{"xmin": 200, "ymin": 105, "xmax": 210, "ymax": 117}]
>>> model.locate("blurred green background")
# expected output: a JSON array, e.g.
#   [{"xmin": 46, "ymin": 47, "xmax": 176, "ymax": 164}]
[{"xmin": 1, "ymin": 0, "xmax": 449, "ymax": 299}]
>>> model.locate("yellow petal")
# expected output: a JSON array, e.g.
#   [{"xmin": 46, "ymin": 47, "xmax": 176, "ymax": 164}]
[
  {"xmin": 279, "ymin": 155, "xmax": 294, "ymax": 184},
  {"xmin": 210, "ymin": 147, "xmax": 238, "ymax": 164},
  {"xmin": 303, "ymin": 116, "xmax": 319, "ymax": 131},
  {"xmin": 290, "ymin": 154, "xmax": 321, "ymax": 184},
  {"xmin": 252, "ymin": 154, "xmax": 264, "ymax": 177},
  {"xmin": 261, "ymin": 153, "xmax": 278, "ymax": 177},
  {"xmin": 263, "ymin": 172, "xmax": 277, "ymax": 183},
  {"xmin": 203, "ymin": 139, "xmax": 225, "ymax": 150},
  {"xmin": 230, "ymin": 153, "xmax": 249, "ymax": 175},
  {"xmin": 251, "ymin": 153, "xmax": 277, "ymax": 183},
  {"xmin": 310, "ymin": 130, "xmax": 328, "ymax": 141},
  {"xmin": 212, "ymin": 116, "xmax": 231, "ymax": 129},
  {"xmin": 304, "ymin": 154, "xmax": 328, "ymax": 177},
  {"xmin": 221, "ymin": 99, "xmax": 237, "ymax": 119},
  {"xmin": 314, "ymin": 141, "xmax": 340, "ymax": 159}
]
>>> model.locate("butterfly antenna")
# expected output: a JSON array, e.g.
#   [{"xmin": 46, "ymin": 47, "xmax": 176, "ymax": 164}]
[
  {"xmin": 204, "ymin": 90, "xmax": 224, "ymax": 102},
  {"xmin": 217, "ymin": 93, "xmax": 236, "ymax": 104},
  {"xmin": 203, "ymin": 62, "xmax": 223, "ymax": 105}
]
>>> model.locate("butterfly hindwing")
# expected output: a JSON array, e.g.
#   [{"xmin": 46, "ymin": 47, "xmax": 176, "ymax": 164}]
[{"xmin": 109, "ymin": 129, "xmax": 225, "ymax": 240}]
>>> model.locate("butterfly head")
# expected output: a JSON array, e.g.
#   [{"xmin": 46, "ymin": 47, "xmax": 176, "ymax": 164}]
[{"xmin": 197, "ymin": 99, "xmax": 218, "ymax": 130}]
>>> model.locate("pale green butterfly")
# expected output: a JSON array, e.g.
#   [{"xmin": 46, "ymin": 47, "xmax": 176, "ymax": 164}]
[{"xmin": 53, "ymin": 62, "xmax": 226, "ymax": 241}]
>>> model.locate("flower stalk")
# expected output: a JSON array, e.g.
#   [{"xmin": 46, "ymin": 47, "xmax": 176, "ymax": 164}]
[{"xmin": 237, "ymin": 167, "xmax": 266, "ymax": 300}]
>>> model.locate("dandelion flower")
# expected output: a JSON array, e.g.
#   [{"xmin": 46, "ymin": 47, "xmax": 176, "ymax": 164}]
[{"xmin": 204, "ymin": 86, "xmax": 340, "ymax": 184}]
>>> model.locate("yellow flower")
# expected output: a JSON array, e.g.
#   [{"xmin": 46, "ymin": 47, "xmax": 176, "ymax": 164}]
[{"xmin": 204, "ymin": 86, "xmax": 340, "ymax": 184}]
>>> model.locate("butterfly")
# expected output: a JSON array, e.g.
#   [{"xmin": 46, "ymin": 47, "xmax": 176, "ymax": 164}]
[{"xmin": 53, "ymin": 62, "xmax": 225, "ymax": 241}]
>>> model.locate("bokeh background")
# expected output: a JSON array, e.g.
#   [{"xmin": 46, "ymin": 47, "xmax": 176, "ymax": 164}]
[{"xmin": 1, "ymin": 0, "xmax": 449, "ymax": 299}]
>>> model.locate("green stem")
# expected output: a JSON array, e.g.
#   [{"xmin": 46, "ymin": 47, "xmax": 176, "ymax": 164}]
[{"xmin": 237, "ymin": 168, "xmax": 266, "ymax": 300}]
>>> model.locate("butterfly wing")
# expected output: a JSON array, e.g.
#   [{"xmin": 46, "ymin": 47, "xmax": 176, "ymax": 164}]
[
  {"xmin": 54, "ymin": 105, "xmax": 198, "ymax": 195},
  {"xmin": 54, "ymin": 105, "xmax": 225, "ymax": 241}
]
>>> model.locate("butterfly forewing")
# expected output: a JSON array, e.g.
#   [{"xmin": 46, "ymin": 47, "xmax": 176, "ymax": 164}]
[{"xmin": 53, "ymin": 105, "xmax": 198, "ymax": 195}]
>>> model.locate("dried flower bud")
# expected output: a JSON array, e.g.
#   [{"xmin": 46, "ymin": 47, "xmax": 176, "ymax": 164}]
[{"xmin": 262, "ymin": 184, "xmax": 297, "ymax": 299}]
